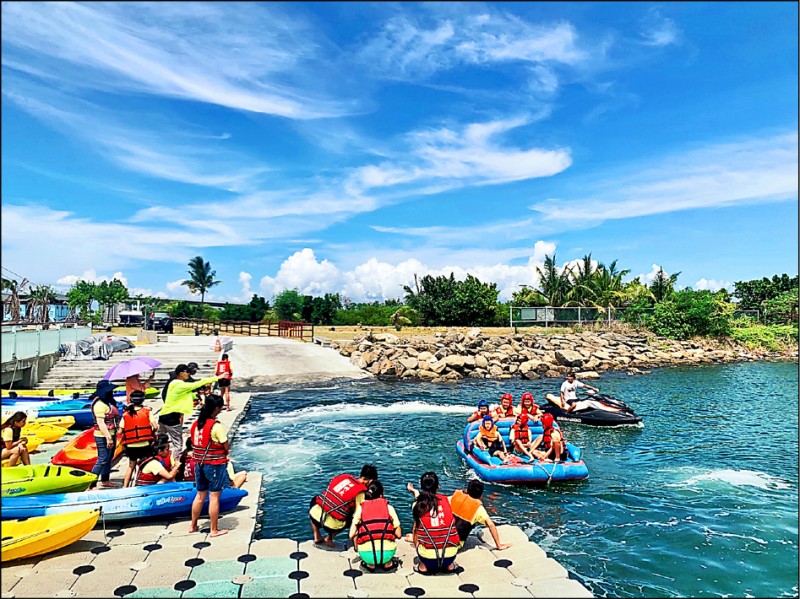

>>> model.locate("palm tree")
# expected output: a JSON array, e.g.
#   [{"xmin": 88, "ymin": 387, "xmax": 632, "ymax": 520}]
[
  {"xmin": 649, "ymin": 267, "xmax": 681, "ymax": 302},
  {"xmin": 2, "ymin": 277, "xmax": 28, "ymax": 322},
  {"xmin": 566, "ymin": 254, "xmax": 596, "ymax": 305},
  {"xmin": 535, "ymin": 254, "xmax": 573, "ymax": 306},
  {"xmin": 590, "ymin": 260, "xmax": 632, "ymax": 308},
  {"xmin": 28, "ymin": 284, "xmax": 55, "ymax": 323},
  {"xmin": 182, "ymin": 256, "xmax": 222, "ymax": 305}
]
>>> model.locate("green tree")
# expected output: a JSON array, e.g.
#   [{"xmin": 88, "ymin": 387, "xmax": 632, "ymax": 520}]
[
  {"xmin": 182, "ymin": 256, "xmax": 222, "ymax": 305},
  {"xmin": 66, "ymin": 280, "xmax": 97, "ymax": 320},
  {"xmin": 566, "ymin": 254, "xmax": 596, "ymax": 305},
  {"xmin": 589, "ymin": 260, "xmax": 631, "ymax": 308},
  {"xmin": 404, "ymin": 273, "xmax": 498, "ymax": 326},
  {"xmin": 390, "ymin": 305, "xmax": 420, "ymax": 330},
  {"xmin": 511, "ymin": 285, "xmax": 548, "ymax": 307},
  {"xmin": 534, "ymin": 254, "xmax": 573, "ymax": 306},
  {"xmin": 762, "ymin": 289, "xmax": 799, "ymax": 324},
  {"xmin": 646, "ymin": 289, "xmax": 734, "ymax": 339},
  {"xmin": 309, "ymin": 293, "xmax": 342, "ymax": 325},
  {"xmin": 273, "ymin": 289, "xmax": 306, "ymax": 321},
  {"xmin": 649, "ymin": 267, "xmax": 681, "ymax": 302},
  {"xmin": 733, "ymin": 274, "xmax": 798, "ymax": 311},
  {"xmin": 95, "ymin": 278, "xmax": 129, "ymax": 322}
]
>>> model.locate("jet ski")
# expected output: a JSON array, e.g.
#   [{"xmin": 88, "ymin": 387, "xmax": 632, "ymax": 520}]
[{"xmin": 542, "ymin": 390, "xmax": 642, "ymax": 426}]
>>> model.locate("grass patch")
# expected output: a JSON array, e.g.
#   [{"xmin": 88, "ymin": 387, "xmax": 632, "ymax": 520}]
[{"xmin": 731, "ymin": 324, "xmax": 798, "ymax": 353}]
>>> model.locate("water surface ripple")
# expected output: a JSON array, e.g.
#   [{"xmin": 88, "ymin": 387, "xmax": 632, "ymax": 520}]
[{"xmin": 233, "ymin": 362, "xmax": 798, "ymax": 598}]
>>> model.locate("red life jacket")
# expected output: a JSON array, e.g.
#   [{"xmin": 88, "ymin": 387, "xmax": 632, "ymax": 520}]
[
  {"xmin": 190, "ymin": 418, "xmax": 228, "ymax": 465},
  {"xmin": 181, "ymin": 455, "xmax": 196, "ymax": 482},
  {"xmin": 136, "ymin": 454, "xmax": 172, "ymax": 486},
  {"xmin": 314, "ymin": 474, "xmax": 366, "ymax": 521},
  {"xmin": 417, "ymin": 494, "xmax": 460, "ymax": 553},
  {"xmin": 512, "ymin": 424, "xmax": 530, "ymax": 444},
  {"xmin": 215, "ymin": 360, "xmax": 232, "ymax": 376},
  {"xmin": 542, "ymin": 425, "xmax": 565, "ymax": 450},
  {"xmin": 91, "ymin": 398, "xmax": 119, "ymax": 433},
  {"xmin": 355, "ymin": 498, "xmax": 396, "ymax": 546},
  {"xmin": 494, "ymin": 405, "xmax": 514, "ymax": 419},
  {"xmin": 119, "ymin": 407, "xmax": 155, "ymax": 446}
]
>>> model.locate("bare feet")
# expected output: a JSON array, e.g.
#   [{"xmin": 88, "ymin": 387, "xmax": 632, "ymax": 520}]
[
  {"xmin": 324, "ymin": 536, "xmax": 336, "ymax": 548},
  {"xmin": 189, "ymin": 525, "xmax": 199, "ymax": 533},
  {"xmin": 210, "ymin": 529, "xmax": 229, "ymax": 538}
]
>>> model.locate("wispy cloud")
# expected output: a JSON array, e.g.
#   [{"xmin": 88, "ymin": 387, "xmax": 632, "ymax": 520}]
[
  {"xmin": 2, "ymin": 2, "xmax": 355, "ymax": 119},
  {"xmin": 530, "ymin": 132, "xmax": 798, "ymax": 224},
  {"xmin": 638, "ymin": 8, "xmax": 681, "ymax": 47}
]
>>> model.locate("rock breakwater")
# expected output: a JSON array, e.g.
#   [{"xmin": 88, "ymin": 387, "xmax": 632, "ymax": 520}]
[{"xmin": 331, "ymin": 328, "xmax": 790, "ymax": 382}]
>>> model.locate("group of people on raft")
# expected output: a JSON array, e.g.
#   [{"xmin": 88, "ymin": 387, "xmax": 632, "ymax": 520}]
[
  {"xmin": 467, "ymin": 391, "xmax": 568, "ymax": 463},
  {"xmin": 309, "ymin": 465, "xmax": 511, "ymax": 574}
]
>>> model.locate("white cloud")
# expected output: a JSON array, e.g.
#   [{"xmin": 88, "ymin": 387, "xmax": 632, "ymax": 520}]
[
  {"xmin": 693, "ymin": 278, "xmax": 732, "ymax": 292},
  {"xmin": 638, "ymin": 9, "xmax": 681, "ymax": 47},
  {"xmin": 2, "ymin": 2, "xmax": 354, "ymax": 119},
  {"xmin": 257, "ymin": 244, "xmax": 560, "ymax": 302},
  {"xmin": 530, "ymin": 132, "xmax": 798, "ymax": 225}
]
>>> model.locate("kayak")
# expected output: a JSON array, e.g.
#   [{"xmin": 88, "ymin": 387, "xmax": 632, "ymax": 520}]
[
  {"xmin": 29, "ymin": 416, "xmax": 75, "ymax": 429},
  {"xmin": 22, "ymin": 422, "xmax": 68, "ymax": 443},
  {"xmin": 456, "ymin": 418, "xmax": 588, "ymax": 484},
  {"xmin": 35, "ymin": 399, "xmax": 98, "ymax": 429},
  {"xmin": 5, "ymin": 388, "xmax": 160, "ymax": 398},
  {"xmin": 2, "ymin": 464, "xmax": 98, "ymax": 497},
  {"xmin": 51, "ymin": 428, "xmax": 124, "ymax": 471},
  {"xmin": 542, "ymin": 393, "xmax": 643, "ymax": 426},
  {"xmin": 1, "ymin": 509, "xmax": 101, "ymax": 562},
  {"xmin": 1, "ymin": 483, "xmax": 248, "ymax": 522}
]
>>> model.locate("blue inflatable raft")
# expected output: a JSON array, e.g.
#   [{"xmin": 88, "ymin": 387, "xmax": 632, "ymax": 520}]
[
  {"xmin": 1, "ymin": 482, "xmax": 248, "ymax": 521},
  {"xmin": 456, "ymin": 418, "xmax": 589, "ymax": 484}
]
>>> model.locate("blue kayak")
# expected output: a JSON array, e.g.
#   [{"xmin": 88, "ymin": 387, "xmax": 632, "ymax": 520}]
[
  {"xmin": 1, "ymin": 482, "xmax": 248, "ymax": 521},
  {"xmin": 35, "ymin": 399, "xmax": 97, "ymax": 429},
  {"xmin": 456, "ymin": 418, "xmax": 589, "ymax": 484}
]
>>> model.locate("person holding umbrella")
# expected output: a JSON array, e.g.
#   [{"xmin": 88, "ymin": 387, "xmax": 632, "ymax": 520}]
[
  {"xmin": 103, "ymin": 357, "xmax": 162, "ymax": 402},
  {"xmin": 126, "ymin": 371, "xmax": 155, "ymax": 402}
]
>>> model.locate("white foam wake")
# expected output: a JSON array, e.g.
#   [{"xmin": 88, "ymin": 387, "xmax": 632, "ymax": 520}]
[
  {"xmin": 675, "ymin": 469, "xmax": 793, "ymax": 491},
  {"xmin": 260, "ymin": 400, "xmax": 474, "ymax": 423}
]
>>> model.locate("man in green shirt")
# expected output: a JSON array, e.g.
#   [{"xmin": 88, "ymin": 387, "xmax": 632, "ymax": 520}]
[{"xmin": 158, "ymin": 363, "xmax": 228, "ymax": 461}]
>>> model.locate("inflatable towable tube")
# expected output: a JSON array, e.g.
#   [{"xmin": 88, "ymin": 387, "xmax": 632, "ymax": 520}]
[{"xmin": 456, "ymin": 418, "xmax": 589, "ymax": 484}]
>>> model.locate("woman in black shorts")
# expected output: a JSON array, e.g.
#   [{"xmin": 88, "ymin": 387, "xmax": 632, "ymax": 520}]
[{"xmin": 119, "ymin": 390, "xmax": 156, "ymax": 487}]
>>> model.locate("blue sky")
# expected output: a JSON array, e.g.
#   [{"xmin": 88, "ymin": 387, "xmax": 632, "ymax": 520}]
[{"xmin": 2, "ymin": 2, "xmax": 797, "ymax": 303}]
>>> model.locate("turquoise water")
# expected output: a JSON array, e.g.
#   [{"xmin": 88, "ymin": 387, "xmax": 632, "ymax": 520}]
[{"xmin": 233, "ymin": 362, "xmax": 799, "ymax": 598}]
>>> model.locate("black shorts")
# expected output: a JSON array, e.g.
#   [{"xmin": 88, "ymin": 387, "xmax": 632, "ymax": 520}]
[
  {"xmin": 218, "ymin": 378, "xmax": 231, "ymax": 388},
  {"xmin": 124, "ymin": 443, "xmax": 153, "ymax": 462},
  {"xmin": 308, "ymin": 496, "xmax": 351, "ymax": 534},
  {"xmin": 488, "ymin": 439, "xmax": 505, "ymax": 455}
]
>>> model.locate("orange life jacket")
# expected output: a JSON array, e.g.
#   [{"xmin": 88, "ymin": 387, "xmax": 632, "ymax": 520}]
[
  {"xmin": 135, "ymin": 454, "xmax": 172, "ymax": 486},
  {"xmin": 190, "ymin": 418, "xmax": 228, "ymax": 465},
  {"xmin": 494, "ymin": 404, "xmax": 514, "ymax": 419},
  {"xmin": 314, "ymin": 474, "xmax": 366, "ymax": 522},
  {"xmin": 450, "ymin": 489, "xmax": 483, "ymax": 542},
  {"xmin": 119, "ymin": 407, "xmax": 155, "ymax": 446},
  {"xmin": 478, "ymin": 423, "xmax": 499, "ymax": 443},
  {"xmin": 355, "ymin": 498, "xmax": 396, "ymax": 546},
  {"xmin": 417, "ymin": 494, "xmax": 461, "ymax": 553},
  {"xmin": 512, "ymin": 423, "xmax": 531, "ymax": 444}
]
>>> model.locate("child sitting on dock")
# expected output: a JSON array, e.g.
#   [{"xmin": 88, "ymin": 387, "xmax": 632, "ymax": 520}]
[{"xmin": 349, "ymin": 480, "xmax": 402, "ymax": 572}]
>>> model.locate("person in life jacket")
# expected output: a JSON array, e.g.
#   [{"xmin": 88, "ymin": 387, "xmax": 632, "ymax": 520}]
[
  {"xmin": 309, "ymin": 463, "xmax": 378, "ymax": 548},
  {"xmin": 449, "ymin": 480, "xmax": 511, "ymax": 551},
  {"xmin": 349, "ymin": 480, "xmax": 402, "ymax": 572},
  {"xmin": 473, "ymin": 416, "xmax": 510, "ymax": 462},
  {"xmin": 411, "ymin": 471, "xmax": 461, "ymax": 574},
  {"xmin": 135, "ymin": 437, "xmax": 180, "ymax": 486},
  {"xmin": 531, "ymin": 413, "xmax": 568, "ymax": 462},
  {"xmin": 509, "ymin": 413, "xmax": 536, "ymax": 461},
  {"xmin": 177, "ymin": 438, "xmax": 247, "ymax": 489},
  {"xmin": 215, "ymin": 353, "xmax": 233, "ymax": 411},
  {"xmin": 90, "ymin": 379, "xmax": 122, "ymax": 489},
  {"xmin": 120, "ymin": 390, "xmax": 157, "ymax": 487},
  {"xmin": 467, "ymin": 400, "xmax": 492, "ymax": 423},
  {"xmin": 493, "ymin": 393, "xmax": 515, "ymax": 420},
  {"xmin": 189, "ymin": 394, "xmax": 233, "ymax": 538},
  {"xmin": 516, "ymin": 392, "xmax": 541, "ymax": 423}
]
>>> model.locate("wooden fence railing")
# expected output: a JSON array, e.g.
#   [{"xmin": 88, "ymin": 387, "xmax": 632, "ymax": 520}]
[{"xmin": 173, "ymin": 318, "xmax": 314, "ymax": 342}]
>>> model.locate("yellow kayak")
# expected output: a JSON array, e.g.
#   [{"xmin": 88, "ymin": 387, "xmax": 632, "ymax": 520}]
[
  {"xmin": 1, "ymin": 509, "xmax": 101, "ymax": 562},
  {"xmin": 30, "ymin": 416, "xmax": 75, "ymax": 429},
  {"xmin": 1, "ymin": 438, "xmax": 43, "ymax": 468},
  {"xmin": 22, "ymin": 423, "xmax": 67, "ymax": 443}
]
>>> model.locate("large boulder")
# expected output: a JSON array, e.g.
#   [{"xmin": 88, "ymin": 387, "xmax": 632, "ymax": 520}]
[
  {"xmin": 554, "ymin": 349, "xmax": 584, "ymax": 367},
  {"xmin": 575, "ymin": 371, "xmax": 600, "ymax": 380},
  {"xmin": 443, "ymin": 355, "xmax": 466, "ymax": 369},
  {"xmin": 474, "ymin": 355, "xmax": 489, "ymax": 369},
  {"xmin": 399, "ymin": 357, "xmax": 419, "ymax": 370}
]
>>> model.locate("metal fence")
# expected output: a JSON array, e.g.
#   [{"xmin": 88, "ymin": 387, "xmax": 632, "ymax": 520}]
[
  {"xmin": 1, "ymin": 324, "xmax": 93, "ymax": 363},
  {"xmin": 173, "ymin": 318, "xmax": 314, "ymax": 342},
  {"xmin": 510, "ymin": 306, "xmax": 761, "ymax": 330}
]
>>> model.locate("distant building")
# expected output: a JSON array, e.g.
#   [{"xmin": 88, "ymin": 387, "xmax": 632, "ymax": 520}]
[{"xmin": 2, "ymin": 292, "xmax": 71, "ymax": 322}]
